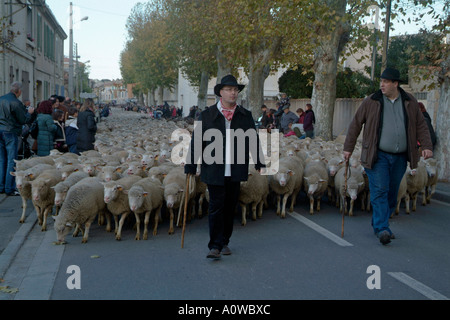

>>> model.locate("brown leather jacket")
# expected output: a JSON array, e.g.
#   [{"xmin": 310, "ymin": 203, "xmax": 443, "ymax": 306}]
[{"xmin": 344, "ymin": 88, "xmax": 433, "ymax": 170}]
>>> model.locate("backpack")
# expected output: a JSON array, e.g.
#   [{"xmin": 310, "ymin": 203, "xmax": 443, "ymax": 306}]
[{"xmin": 29, "ymin": 120, "xmax": 39, "ymax": 139}]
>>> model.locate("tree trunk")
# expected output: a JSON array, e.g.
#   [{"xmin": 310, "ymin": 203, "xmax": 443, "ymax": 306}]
[
  {"xmin": 197, "ymin": 70, "xmax": 209, "ymax": 109},
  {"xmin": 435, "ymin": 56, "xmax": 450, "ymax": 181},
  {"xmin": 157, "ymin": 86, "xmax": 164, "ymax": 105},
  {"xmin": 246, "ymin": 64, "xmax": 270, "ymax": 119},
  {"xmin": 311, "ymin": 1, "xmax": 350, "ymax": 141},
  {"xmin": 216, "ymin": 46, "xmax": 232, "ymax": 84},
  {"xmin": 246, "ymin": 37, "xmax": 282, "ymax": 119}
]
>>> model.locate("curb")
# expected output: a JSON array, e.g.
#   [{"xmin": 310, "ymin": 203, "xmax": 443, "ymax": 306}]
[{"xmin": 0, "ymin": 208, "xmax": 37, "ymax": 279}]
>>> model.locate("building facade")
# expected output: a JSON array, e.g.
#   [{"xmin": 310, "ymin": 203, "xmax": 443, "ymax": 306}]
[{"xmin": 0, "ymin": 0, "xmax": 66, "ymax": 106}]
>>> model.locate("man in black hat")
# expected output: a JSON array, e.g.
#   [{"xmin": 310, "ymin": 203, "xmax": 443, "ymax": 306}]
[
  {"xmin": 184, "ymin": 74, "xmax": 265, "ymax": 259},
  {"xmin": 343, "ymin": 67, "xmax": 433, "ymax": 245}
]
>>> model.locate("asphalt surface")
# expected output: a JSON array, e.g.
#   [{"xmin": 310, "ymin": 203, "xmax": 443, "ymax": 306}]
[{"xmin": 0, "ymin": 182, "xmax": 449, "ymax": 303}]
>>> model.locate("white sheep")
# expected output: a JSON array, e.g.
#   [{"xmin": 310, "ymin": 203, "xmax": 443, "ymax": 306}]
[
  {"xmin": 163, "ymin": 166, "xmax": 190, "ymax": 234},
  {"xmin": 394, "ymin": 173, "xmax": 408, "ymax": 216},
  {"xmin": 239, "ymin": 166, "xmax": 269, "ymax": 226},
  {"xmin": 53, "ymin": 171, "xmax": 90, "ymax": 215},
  {"xmin": 334, "ymin": 166, "xmax": 365, "ymax": 216},
  {"xmin": 30, "ymin": 169, "xmax": 62, "ymax": 231},
  {"xmin": 53, "ymin": 177, "xmax": 106, "ymax": 244},
  {"xmin": 14, "ymin": 156, "xmax": 55, "ymax": 171},
  {"xmin": 323, "ymin": 155, "xmax": 344, "ymax": 205},
  {"xmin": 123, "ymin": 177, "xmax": 164, "ymax": 240},
  {"xmin": 268, "ymin": 156, "xmax": 303, "ymax": 218},
  {"xmin": 303, "ymin": 160, "xmax": 328, "ymax": 215},
  {"xmin": 102, "ymin": 175, "xmax": 142, "ymax": 240},
  {"xmin": 59, "ymin": 164, "xmax": 84, "ymax": 180},
  {"xmin": 10, "ymin": 163, "xmax": 55, "ymax": 223},
  {"xmin": 422, "ymin": 157, "xmax": 438, "ymax": 204},
  {"xmin": 98, "ymin": 165, "xmax": 123, "ymax": 182},
  {"xmin": 406, "ymin": 161, "xmax": 428, "ymax": 212}
]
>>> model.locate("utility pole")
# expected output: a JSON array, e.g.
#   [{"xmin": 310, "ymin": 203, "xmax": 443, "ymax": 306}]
[
  {"xmin": 381, "ymin": 0, "xmax": 391, "ymax": 73},
  {"xmin": 68, "ymin": 2, "xmax": 74, "ymax": 99}
]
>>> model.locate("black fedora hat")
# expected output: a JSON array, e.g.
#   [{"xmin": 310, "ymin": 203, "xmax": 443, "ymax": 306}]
[
  {"xmin": 380, "ymin": 67, "xmax": 403, "ymax": 82},
  {"xmin": 214, "ymin": 75, "xmax": 245, "ymax": 97}
]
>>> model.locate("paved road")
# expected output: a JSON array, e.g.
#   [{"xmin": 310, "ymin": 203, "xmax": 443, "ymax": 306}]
[{"xmin": 1, "ymin": 185, "xmax": 449, "ymax": 304}]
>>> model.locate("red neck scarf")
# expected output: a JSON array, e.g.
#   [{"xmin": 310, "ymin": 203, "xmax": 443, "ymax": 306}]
[{"xmin": 220, "ymin": 99, "xmax": 237, "ymax": 122}]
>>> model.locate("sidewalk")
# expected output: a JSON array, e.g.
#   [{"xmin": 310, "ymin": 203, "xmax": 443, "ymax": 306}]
[{"xmin": 0, "ymin": 194, "xmax": 36, "ymax": 279}]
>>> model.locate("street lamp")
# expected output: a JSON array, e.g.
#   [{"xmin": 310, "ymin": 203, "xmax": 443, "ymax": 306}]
[{"xmin": 68, "ymin": 2, "xmax": 88, "ymax": 99}]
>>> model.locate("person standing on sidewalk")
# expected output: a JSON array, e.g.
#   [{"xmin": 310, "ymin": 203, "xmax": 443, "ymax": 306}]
[
  {"xmin": 303, "ymin": 104, "xmax": 315, "ymax": 138},
  {"xmin": 184, "ymin": 75, "xmax": 265, "ymax": 260},
  {"xmin": 343, "ymin": 67, "xmax": 433, "ymax": 245},
  {"xmin": 0, "ymin": 82, "xmax": 36, "ymax": 196}
]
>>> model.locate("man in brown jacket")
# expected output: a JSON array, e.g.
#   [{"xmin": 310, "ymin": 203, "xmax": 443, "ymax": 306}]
[{"xmin": 343, "ymin": 67, "xmax": 433, "ymax": 245}]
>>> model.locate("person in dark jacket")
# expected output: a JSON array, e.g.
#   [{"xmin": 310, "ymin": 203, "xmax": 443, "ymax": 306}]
[
  {"xmin": 36, "ymin": 100, "xmax": 57, "ymax": 156},
  {"xmin": 303, "ymin": 104, "xmax": 315, "ymax": 138},
  {"xmin": 65, "ymin": 107, "xmax": 79, "ymax": 154},
  {"xmin": 76, "ymin": 98, "xmax": 97, "ymax": 153},
  {"xmin": 343, "ymin": 67, "xmax": 433, "ymax": 245},
  {"xmin": 184, "ymin": 75, "xmax": 265, "ymax": 260},
  {"xmin": 53, "ymin": 109, "xmax": 68, "ymax": 153},
  {"xmin": 0, "ymin": 82, "xmax": 36, "ymax": 195}
]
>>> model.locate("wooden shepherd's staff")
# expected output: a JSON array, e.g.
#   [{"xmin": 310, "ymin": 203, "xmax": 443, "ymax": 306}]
[
  {"xmin": 181, "ymin": 173, "xmax": 191, "ymax": 248},
  {"xmin": 342, "ymin": 159, "xmax": 349, "ymax": 238}
]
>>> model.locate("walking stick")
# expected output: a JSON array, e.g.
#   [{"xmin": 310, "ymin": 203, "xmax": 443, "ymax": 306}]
[
  {"xmin": 181, "ymin": 173, "xmax": 191, "ymax": 248},
  {"xmin": 342, "ymin": 160, "xmax": 349, "ymax": 238}
]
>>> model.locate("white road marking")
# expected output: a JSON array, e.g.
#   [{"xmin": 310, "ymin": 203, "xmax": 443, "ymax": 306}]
[
  {"xmin": 388, "ymin": 272, "xmax": 449, "ymax": 300},
  {"xmin": 288, "ymin": 211, "xmax": 353, "ymax": 247}
]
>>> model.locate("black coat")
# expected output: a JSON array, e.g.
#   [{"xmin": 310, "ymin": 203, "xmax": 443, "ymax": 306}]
[
  {"xmin": 184, "ymin": 104, "xmax": 265, "ymax": 186},
  {"xmin": 76, "ymin": 109, "xmax": 97, "ymax": 152}
]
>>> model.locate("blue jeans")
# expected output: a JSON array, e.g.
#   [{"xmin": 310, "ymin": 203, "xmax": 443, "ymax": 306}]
[
  {"xmin": 0, "ymin": 130, "xmax": 18, "ymax": 193},
  {"xmin": 364, "ymin": 150, "xmax": 407, "ymax": 235}
]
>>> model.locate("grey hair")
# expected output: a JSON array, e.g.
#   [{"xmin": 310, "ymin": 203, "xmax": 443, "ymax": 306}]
[{"xmin": 11, "ymin": 82, "xmax": 22, "ymax": 94}]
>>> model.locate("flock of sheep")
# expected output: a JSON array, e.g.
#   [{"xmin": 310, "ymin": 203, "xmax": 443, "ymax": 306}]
[{"xmin": 11, "ymin": 108, "xmax": 439, "ymax": 244}]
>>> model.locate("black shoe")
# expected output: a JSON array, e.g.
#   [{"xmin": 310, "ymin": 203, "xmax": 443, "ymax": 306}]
[
  {"xmin": 378, "ymin": 230, "xmax": 391, "ymax": 245},
  {"xmin": 221, "ymin": 246, "xmax": 232, "ymax": 255},
  {"xmin": 206, "ymin": 248, "xmax": 221, "ymax": 260},
  {"xmin": 6, "ymin": 190, "xmax": 20, "ymax": 196}
]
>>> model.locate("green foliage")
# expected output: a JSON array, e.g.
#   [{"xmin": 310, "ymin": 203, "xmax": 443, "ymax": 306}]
[
  {"xmin": 336, "ymin": 67, "xmax": 374, "ymax": 98},
  {"xmin": 279, "ymin": 66, "xmax": 376, "ymax": 99},
  {"xmin": 278, "ymin": 66, "xmax": 314, "ymax": 99}
]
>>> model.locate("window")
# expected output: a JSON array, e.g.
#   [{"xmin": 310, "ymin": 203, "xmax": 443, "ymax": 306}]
[
  {"xmin": 37, "ymin": 14, "xmax": 42, "ymax": 50},
  {"xmin": 27, "ymin": 6, "xmax": 33, "ymax": 41},
  {"xmin": 44, "ymin": 23, "xmax": 55, "ymax": 61}
]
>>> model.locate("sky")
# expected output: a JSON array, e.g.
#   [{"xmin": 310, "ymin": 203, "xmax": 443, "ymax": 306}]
[
  {"xmin": 44, "ymin": 0, "xmax": 444, "ymax": 81},
  {"xmin": 45, "ymin": 0, "xmax": 141, "ymax": 80}
]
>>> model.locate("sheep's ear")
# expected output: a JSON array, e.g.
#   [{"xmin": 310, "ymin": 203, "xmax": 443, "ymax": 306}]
[
  {"xmin": 142, "ymin": 192, "xmax": 148, "ymax": 197},
  {"xmin": 287, "ymin": 170, "xmax": 294, "ymax": 176},
  {"xmin": 10, "ymin": 171, "xmax": 16, "ymax": 176},
  {"xmin": 117, "ymin": 186, "xmax": 123, "ymax": 191}
]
